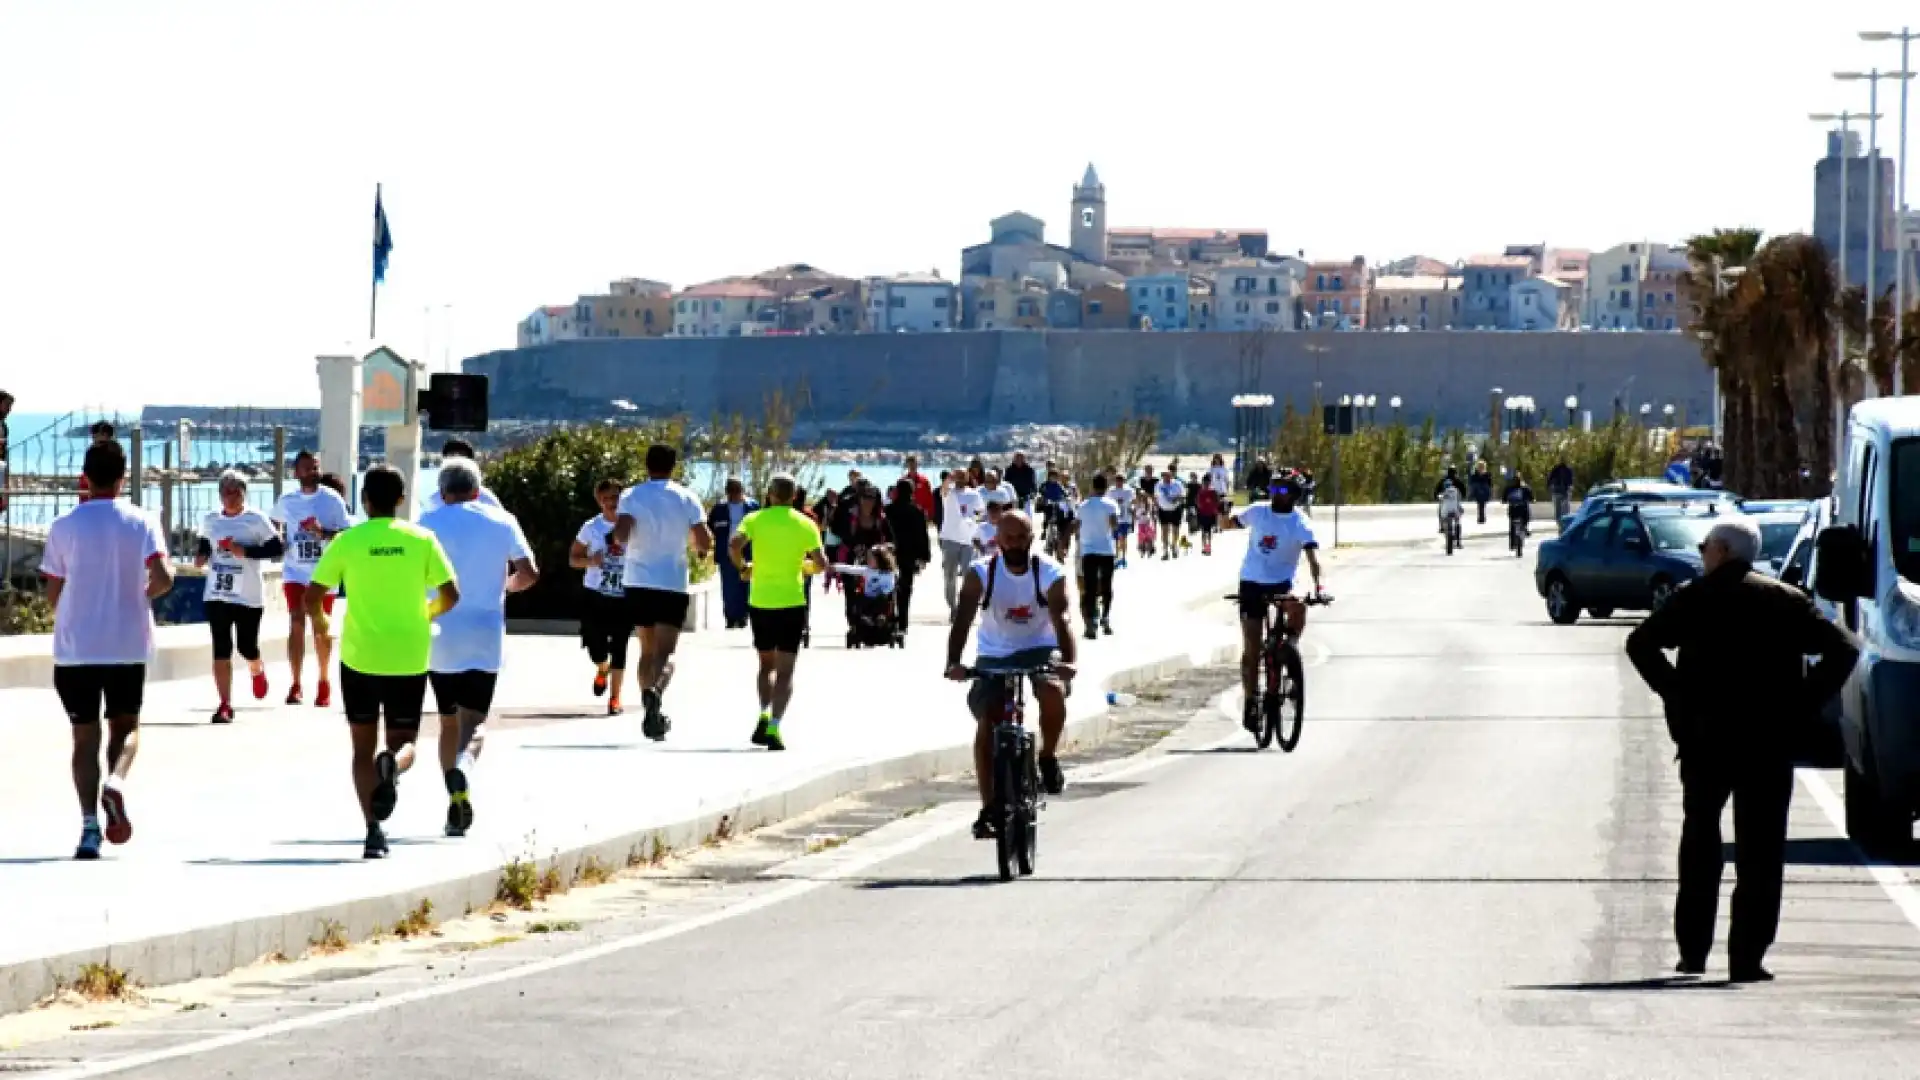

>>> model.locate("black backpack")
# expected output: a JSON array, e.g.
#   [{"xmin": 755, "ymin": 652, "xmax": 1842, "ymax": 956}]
[{"xmin": 982, "ymin": 553, "xmax": 1044, "ymax": 611}]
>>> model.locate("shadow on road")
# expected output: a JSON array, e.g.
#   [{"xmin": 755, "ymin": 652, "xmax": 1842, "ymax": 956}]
[
  {"xmin": 1721, "ymin": 836, "xmax": 1920, "ymax": 868},
  {"xmin": 1515, "ymin": 976, "xmax": 1729, "ymax": 992}
]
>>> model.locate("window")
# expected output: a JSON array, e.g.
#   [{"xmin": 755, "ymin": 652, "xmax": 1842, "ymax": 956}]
[
  {"xmin": 982, "ymin": 299, "xmax": 997, "ymax": 312},
  {"xmin": 1137, "ymin": 287, "xmax": 1149, "ymax": 298},
  {"xmin": 1665, "ymin": 292, "xmax": 1675, "ymax": 304},
  {"xmin": 1418, "ymin": 314, "xmax": 1428, "ymax": 329},
  {"xmin": 1643, "ymin": 315, "xmax": 1655, "ymax": 329},
  {"xmin": 934, "ymin": 296, "xmax": 949, "ymax": 309},
  {"xmin": 1088, "ymin": 300, "xmax": 1103, "ymax": 315},
  {"xmin": 1165, "ymin": 307, "xmax": 1176, "ymax": 320},
  {"xmin": 1664, "ymin": 318, "xmax": 1675, "ymax": 330},
  {"xmin": 1266, "ymin": 301, "xmax": 1281, "ymax": 314},
  {"xmin": 711, "ymin": 301, "xmax": 722, "ymax": 313},
  {"xmin": 890, "ymin": 296, "xmax": 906, "ymax": 308},
  {"xmin": 643, "ymin": 309, "xmax": 654, "ymax": 325},
  {"xmin": 1315, "ymin": 274, "xmax": 1326, "ymax": 289},
  {"xmin": 1332, "ymin": 276, "xmax": 1343, "ymax": 290},
  {"xmin": 1645, "ymin": 292, "xmax": 1656, "ymax": 306},
  {"xmin": 1163, "ymin": 286, "xmax": 1175, "ymax": 301},
  {"xmin": 1419, "ymin": 296, "xmax": 1429, "ymax": 313},
  {"xmin": 1620, "ymin": 265, "xmax": 1633, "ymax": 283},
  {"xmin": 1200, "ymin": 303, "xmax": 1210, "ymax": 316},
  {"xmin": 1236, "ymin": 300, "xmax": 1250, "ymax": 313},
  {"xmin": 1268, "ymin": 277, "xmax": 1279, "ymax": 295}
]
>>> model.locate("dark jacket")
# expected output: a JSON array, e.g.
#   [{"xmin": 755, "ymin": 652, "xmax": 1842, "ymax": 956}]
[
  {"xmin": 1468, "ymin": 472, "xmax": 1493, "ymax": 501},
  {"xmin": 1005, "ymin": 461, "xmax": 1038, "ymax": 502},
  {"xmin": 1246, "ymin": 462, "xmax": 1273, "ymax": 496},
  {"xmin": 882, "ymin": 500, "xmax": 931, "ymax": 572},
  {"xmin": 708, "ymin": 499, "xmax": 758, "ymax": 551},
  {"xmin": 1547, "ymin": 463, "xmax": 1574, "ymax": 495},
  {"xmin": 1626, "ymin": 562, "xmax": 1859, "ymax": 763}
]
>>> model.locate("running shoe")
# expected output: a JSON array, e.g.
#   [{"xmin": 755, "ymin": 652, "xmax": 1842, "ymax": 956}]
[
  {"xmin": 363, "ymin": 823, "xmax": 390, "ymax": 860},
  {"xmin": 750, "ymin": 716, "xmax": 771, "ymax": 746},
  {"xmin": 371, "ymin": 750, "xmax": 399, "ymax": 822},
  {"xmin": 761, "ymin": 721, "xmax": 785, "ymax": 752},
  {"xmin": 251, "ymin": 670, "xmax": 269, "ymax": 700},
  {"xmin": 592, "ymin": 669, "xmax": 609, "ymax": 698},
  {"xmin": 972, "ymin": 808, "xmax": 998, "ymax": 840},
  {"xmin": 212, "ymin": 705, "xmax": 234, "ymax": 725},
  {"xmin": 101, "ymin": 786, "xmax": 132, "ymax": 845},
  {"xmin": 641, "ymin": 688, "xmax": 667, "ymax": 741},
  {"xmin": 445, "ymin": 767, "xmax": 473, "ymax": 837},
  {"xmin": 1083, "ymin": 625, "xmax": 1098, "ymax": 641},
  {"xmin": 286, "ymin": 685, "xmax": 303, "ymax": 706},
  {"xmin": 75, "ymin": 824, "xmax": 104, "ymax": 860},
  {"xmin": 1101, "ymin": 618, "xmax": 1113, "ymax": 636},
  {"xmin": 1039, "ymin": 754, "xmax": 1065, "ymax": 795},
  {"xmin": 314, "ymin": 681, "xmax": 332, "ymax": 709},
  {"xmin": 607, "ymin": 696, "xmax": 623, "ymax": 717}
]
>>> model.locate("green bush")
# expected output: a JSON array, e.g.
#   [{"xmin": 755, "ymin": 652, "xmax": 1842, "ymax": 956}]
[
  {"xmin": 0, "ymin": 587, "xmax": 54, "ymax": 636},
  {"xmin": 484, "ymin": 423, "xmax": 711, "ymax": 619},
  {"xmin": 1263, "ymin": 409, "xmax": 1669, "ymax": 505}
]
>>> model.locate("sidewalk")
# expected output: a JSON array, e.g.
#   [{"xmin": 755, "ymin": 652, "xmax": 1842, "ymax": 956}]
[{"xmin": 0, "ymin": 537, "xmax": 1264, "ymax": 1014}]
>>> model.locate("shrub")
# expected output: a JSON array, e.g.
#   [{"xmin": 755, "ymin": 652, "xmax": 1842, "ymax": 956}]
[{"xmin": 0, "ymin": 587, "xmax": 54, "ymax": 636}]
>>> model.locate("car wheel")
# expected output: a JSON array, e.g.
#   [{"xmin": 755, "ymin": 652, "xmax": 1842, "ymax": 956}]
[
  {"xmin": 1649, "ymin": 578, "xmax": 1677, "ymax": 611},
  {"xmin": 1546, "ymin": 576, "xmax": 1579, "ymax": 625},
  {"xmin": 1587, "ymin": 607, "xmax": 1614, "ymax": 619},
  {"xmin": 1846, "ymin": 722, "xmax": 1913, "ymax": 855}
]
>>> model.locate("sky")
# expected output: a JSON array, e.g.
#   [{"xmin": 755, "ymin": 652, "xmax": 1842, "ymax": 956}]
[{"xmin": 3, "ymin": 0, "xmax": 1917, "ymax": 410}]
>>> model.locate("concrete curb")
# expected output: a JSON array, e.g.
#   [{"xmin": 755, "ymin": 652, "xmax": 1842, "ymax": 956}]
[{"xmin": 0, "ymin": 635, "xmax": 1238, "ymax": 1014}]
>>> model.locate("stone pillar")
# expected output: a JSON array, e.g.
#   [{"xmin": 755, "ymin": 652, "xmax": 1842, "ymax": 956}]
[
  {"xmin": 317, "ymin": 353, "xmax": 363, "ymax": 512},
  {"xmin": 385, "ymin": 419, "xmax": 423, "ymax": 521}
]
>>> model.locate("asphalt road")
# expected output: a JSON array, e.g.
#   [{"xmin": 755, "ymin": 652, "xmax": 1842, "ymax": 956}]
[{"xmin": 25, "ymin": 541, "xmax": 1920, "ymax": 1079}]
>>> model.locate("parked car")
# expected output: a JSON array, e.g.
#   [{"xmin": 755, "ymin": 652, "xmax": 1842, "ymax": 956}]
[
  {"xmin": 1746, "ymin": 505, "xmax": 1815, "ymax": 577},
  {"xmin": 1810, "ymin": 398, "xmax": 1920, "ymax": 851},
  {"xmin": 1535, "ymin": 504, "xmax": 1717, "ymax": 623},
  {"xmin": 1741, "ymin": 498, "xmax": 1815, "ymax": 517},
  {"xmin": 1558, "ymin": 483, "xmax": 1742, "ymax": 533},
  {"xmin": 1778, "ymin": 497, "xmax": 1843, "ymax": 766}
]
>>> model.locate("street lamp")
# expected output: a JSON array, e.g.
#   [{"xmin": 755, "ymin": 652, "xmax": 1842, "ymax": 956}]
[
  {"xmin": 1838, "ymin": 69, "xmax": 1915, "ymax": 394},
  {"xmin": 1863, "ymin": 28, "xmax": 1920, "ymax": 388},
  {"xmin": 1389, "ymin": 395, "xmax": 1403, "ymax": 424},
  {"xmin": 1663, "ymin": 403, "xmax": 1676, "ymax": 428},
  {"xmin": 1564, "ymin": 394, "xmax": 1579, "ymax": 428},
  {"xmin": 1365, "ymin": 393, "xmax": 1378, "ymax": 426}
]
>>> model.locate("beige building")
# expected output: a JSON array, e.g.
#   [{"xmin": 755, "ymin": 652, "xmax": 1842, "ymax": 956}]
[
  {"xmin": 1210, "ymin": 262, "xmax": 1299, "ymax": 332},
  {"xmin": 1586, "ymin": 242, "xmax": 1678, "ymax": 329},
  {"xmin": 1370, "ymin": 276, "xmax": 1462, "ymax": 330},
  {"xmin": 576, "ymin": 291, "xmax": 672, "ymax": 339},
  {"xmin": 1303, "ymin": 257, "xmax": 1369, "ymax": 329},
  {"xmin": 516, "ymin": 305, "xmax": 583, "ymax": 347},
  {"xmin": 969, "ymin": 276, "xmax": 1050, "ymax": 330},
  {"xmin": 673, "ymin": 280, "xmax": 779, "ymax": 337}
]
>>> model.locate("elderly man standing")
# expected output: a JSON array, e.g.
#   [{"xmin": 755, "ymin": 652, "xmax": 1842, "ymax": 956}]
[
  {"xmin": 1626, "ymin": 517, "xmax": 1858, "ymax": 983},
  {"xmin": 708, "ymin": 478, "xmax": 758, "ymax": 630}
]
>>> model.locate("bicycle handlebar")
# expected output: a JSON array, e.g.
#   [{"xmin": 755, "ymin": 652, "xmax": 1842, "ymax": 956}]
[
  {"xmin": 961, "ymin": 665, "xmax": 1060, "ymax": 679},
  {"xmin": 1220, "ymin": 591, "xmax": 1334, "ymax": 606}
]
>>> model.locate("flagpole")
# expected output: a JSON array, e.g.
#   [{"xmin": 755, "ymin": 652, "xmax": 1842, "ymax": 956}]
[{"xmin": 370, "ymin": 183, "xmax": 382, "ymax": 340}]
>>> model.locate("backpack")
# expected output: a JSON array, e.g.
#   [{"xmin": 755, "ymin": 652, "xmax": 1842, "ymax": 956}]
[{"xmin": 983, "ymin": 553, "xmax": 1044, "ymax": 612}]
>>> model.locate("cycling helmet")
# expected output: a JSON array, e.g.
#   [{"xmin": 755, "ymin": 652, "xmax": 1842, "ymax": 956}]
[{"xmin": 1269, "ymin": 468, "xmax": 1304, "ymax": 498}]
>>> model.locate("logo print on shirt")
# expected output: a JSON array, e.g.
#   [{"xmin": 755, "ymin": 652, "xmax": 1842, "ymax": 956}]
[
  {"xmin": 1258, "ymin": 534, "xmax": 1278, "ymax": 553},
  {"xmin": 1004, "ymin": 603, "xmax": 1035, "ymax": 625}
]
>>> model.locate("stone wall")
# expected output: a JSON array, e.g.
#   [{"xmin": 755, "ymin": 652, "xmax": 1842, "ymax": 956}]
[{"xmin": 463, "ymin": 330, "xmax": 1712, "ymax": 433}]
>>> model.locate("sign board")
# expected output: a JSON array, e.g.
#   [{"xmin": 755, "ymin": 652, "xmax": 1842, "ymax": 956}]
[
  {"xmin": 1322, "ymin": 404, "xmax": 1355, "ymax": 437},
  {"xmin": 362, "ymin": 346, "xmax": 415, "ymax": 427}
]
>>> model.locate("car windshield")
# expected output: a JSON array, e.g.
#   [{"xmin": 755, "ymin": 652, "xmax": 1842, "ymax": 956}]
[
  {"xmin": 1646, "ymin": 517, "xmax": 1713, "ymax": 551},
  {"xmin": 1759, "ymin": 522, "xmax": 1800, "ymax": 561},
  {"xmin": 1892, "ymin": 437, "xmax": 1920, "ymax": 583}
]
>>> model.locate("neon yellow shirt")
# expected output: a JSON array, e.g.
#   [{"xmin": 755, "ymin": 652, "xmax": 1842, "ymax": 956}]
[
  {"xmin": 738, "ymin": 507, "xmax": 820, "ymax": 610},
  {"xmin": 309, "ymin": 517, "xmax": 455, "ymax": 676}
]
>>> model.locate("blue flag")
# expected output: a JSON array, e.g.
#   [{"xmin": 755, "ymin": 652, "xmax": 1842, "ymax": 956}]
[
  {"xmin": 372, "ymin": 187, "xmax": 394, "ymax": 284},
  {"xmin": 1665, "ymin": 460, "xmax": 1691, "ymax": 486}
]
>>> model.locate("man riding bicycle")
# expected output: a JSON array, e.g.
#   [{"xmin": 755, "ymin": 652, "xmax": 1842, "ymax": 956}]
[
  {"xmin": 1434, "ymin": 465, "xmax": 1468, "ymax": 535},
  {"xmin": 1222, "ymin": 470, "xmax": 1325, "ymax": 732},
  {"xmin": 1038, "ymin": 469, "xmax": 1076, "ymax": 558},
  {"xmin": 1503, "ymin": 473, "xmax": 1533, "ymax": 537},
  {"xmin": 945, "ymin": 512, "xmax": 1078, "ymax": 839}
]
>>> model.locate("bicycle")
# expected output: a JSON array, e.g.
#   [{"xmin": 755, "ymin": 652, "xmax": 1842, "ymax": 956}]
[
  {"xmin": 963, "ymin": 659, "xmax": 1059, "ymax": 881},
  {"xmin": 1441, "ymin": 506, "xmax": 1463, "ymax": 556},
  {"xmin": 1225, "ymin": 590, "xmax": 1333, "ymax": 751},
  {"xmin": 1508, "ymin": 512, "xmax": 1526, "ymax": 557}
]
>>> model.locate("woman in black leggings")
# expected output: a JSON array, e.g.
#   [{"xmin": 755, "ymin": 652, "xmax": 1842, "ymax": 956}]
[{"xmin": 196, "ymin": 470, "xmax": 284, "ymax": 724}]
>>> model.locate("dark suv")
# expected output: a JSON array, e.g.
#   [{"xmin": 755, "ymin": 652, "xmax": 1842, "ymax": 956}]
[{"xmin": 1534, "ymin": 504, "xmax": 1716, "ymax": 623}]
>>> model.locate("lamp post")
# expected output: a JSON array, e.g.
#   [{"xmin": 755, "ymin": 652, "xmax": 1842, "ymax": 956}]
[
  {"xmin": 1390, "ymin": 395, "xmax": 1403, "ymax": 424},
  {"xmin": 1365, "ymin": 394, "xmax": 1378, "ymax": 426},
  {"xmin": 1564, "ymin": 394, "xmax": 1579, "ymax": 429},
  {"xmin": 1489, "ymin": 386, "xmax": 1504, "ymax": 448},
  {"xmin": 1639, "ymin": 403, "xmax": 1653, "ymax": 424},
  {"xmin": 1838, "ymin": 69, "xmax": 1915, "ymax": 394},
  {"xmin": 1862, "ymin": 28, "xmax": 1920, "ymax": 389}
]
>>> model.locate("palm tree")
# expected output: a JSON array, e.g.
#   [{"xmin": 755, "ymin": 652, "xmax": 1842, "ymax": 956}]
[{"xmin": 1682, "ymin": 229, "xmax": 1763, "ymax": 490}]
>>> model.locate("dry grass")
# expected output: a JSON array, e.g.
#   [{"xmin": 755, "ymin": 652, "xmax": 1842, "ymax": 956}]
[
  {"xmin": 392, "ymin": 899, "xmax": 436, "ymax": 939},
  {"xmin": 527, "ymin": 920, "xmax": 582, "ymax": 934},
  {"xmin": 576, "ymin": 855, "xmax": 615, "ymax": 887},
  {"xmin": 309, "ymin": 919, "xmax": 349, "ymax": 955},
  {"xmin": 67, "ymin": 963, "xmax": 135, "ymax": 1003},
  {"xmin": 805, "ymin": 835, "xmax": 848, "ymax": 855},
  {"xmin": 497, "ymin": 857, "xmax": 540, "ymax": 909}
]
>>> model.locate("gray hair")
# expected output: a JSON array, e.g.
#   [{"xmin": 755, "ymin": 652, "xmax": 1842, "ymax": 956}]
[
  {"xmin": 1707, "ymin": 518, "xmax": 1761, "ymax": 564},
  {"xmin": 439, "ymin": 456, "xmax": 482, "ymax": 500},
  {"xmin": 217, "ymin": 468, "xmax": 248, "ymax": 492}
]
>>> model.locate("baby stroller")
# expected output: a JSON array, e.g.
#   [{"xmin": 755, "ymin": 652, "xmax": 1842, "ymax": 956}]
[{"xmin": 846, "ymin": 578, "xmax": 903, "ymax": 649}]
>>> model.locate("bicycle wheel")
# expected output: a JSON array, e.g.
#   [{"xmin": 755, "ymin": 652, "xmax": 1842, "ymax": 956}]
[
  {"xmin": 993, "ymin": 730, "xmax": 1020, "ymax": 882},
  {"xmin": 1255, "ymin": 635, "xmax": 1280, "ymax": 750},
  {"xmin": 1272, "ymin": 642, "xmax": 1305, "ymax": 752},
  {"xmin": 1017, "ymin": 735, "xmax": 1038, "ymax": 876},
  {"xmin": 1445, "ymin": 523, "xmax": 1455, "ymax": 556}
]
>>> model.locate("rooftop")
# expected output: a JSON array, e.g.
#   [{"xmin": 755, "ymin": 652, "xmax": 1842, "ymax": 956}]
[
  {"xmin": 888, "ymin": 271, "xmax": 951, "ymax": 286},
  {"xmin": 1463, "ymin": 254, "xmax": 1536, "ymax": 268},
  {"xmin": 1109, "ymin": 227, "xmax": 1266, "ymax": 242},
  {"xmin": 1372, "ymin": 275, "xmax": 1457, "ymax": 292},
  {"xmin": 681, "ymin": 280, "xmax": 780, "ymax": 300}
]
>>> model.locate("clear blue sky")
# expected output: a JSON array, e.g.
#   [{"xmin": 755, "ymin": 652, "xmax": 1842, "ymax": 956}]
[{"xmin": 3, "ymin": 1, "xmax": 1913, "ymax": 409}]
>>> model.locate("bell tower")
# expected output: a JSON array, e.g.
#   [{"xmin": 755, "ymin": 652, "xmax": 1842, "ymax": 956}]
[{"xmin": 1070, "ymin": 163, "xmax": 1106, "ymax": 264}]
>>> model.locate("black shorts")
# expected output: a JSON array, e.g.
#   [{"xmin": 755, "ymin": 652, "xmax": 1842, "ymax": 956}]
[
  {"xmin": 626, "ymin": 586, "xmax": 690, "ymax": 630},
  {"xmin": 1197, "ymin": 514, "xmax": 1219, "ymax": 531},
  {"xmin": 1237, "ymin": 580, "xmax": 1294, "ymax": 622},
  {"xmin": 749, "ymin": 605, "xmax": 807, "ymax": 654},
  {"xmin": 205, "ymin": 600, "xmax": 263, "ymax": 661},
  {"xmin": 430, "ymin": 670, "xmax": 499, "ymax": 717},
  {"xmin": 54, "ymin": 664, "xmax": 146, "ymax": 725},
  {"xmin": 1158, "ymin": 509, "xmax": 1183, "ymax": 529},
  {"xmin": 339, "ymin": 665, "xmax": 428, "ymax": 727}
]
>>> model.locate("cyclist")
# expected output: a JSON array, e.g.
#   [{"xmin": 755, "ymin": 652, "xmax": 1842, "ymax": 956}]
[
  {"xmin": 1504, "ymin": 472, "xmax": 1534, "ymax": 539},
  {"xmin": 945, "ymin": 511, "xmax": 1077, "ymax": 839},
  {"xmin": 1223, "ymin": 470, "xmax": 1325, "ymax": 733},
  {"xmin": 1433, "ymin": 465, "xmax": 1468, "ymax": 535},
  {"xmin": 1438, "ymin": 477, "xmax": 1465, "ymax": 546}
]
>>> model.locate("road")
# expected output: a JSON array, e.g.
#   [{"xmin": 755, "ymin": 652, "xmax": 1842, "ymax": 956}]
[{"xmin": 16, "ymin": 540, "xmax": 1920, "ymax": 1078}]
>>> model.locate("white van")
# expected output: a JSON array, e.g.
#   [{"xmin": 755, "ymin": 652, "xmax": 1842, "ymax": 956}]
[{"xmin": 1814, "ymin": 398, "xmax": 1920, "ymax": 851}]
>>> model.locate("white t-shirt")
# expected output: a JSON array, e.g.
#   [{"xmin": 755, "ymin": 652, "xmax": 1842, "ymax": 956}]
[
  {"xmin": 1233, "ymin": 503, "xmax": 1319, "ymax": 586},
  {"xmin": 617, "ymin": 479, "xmax": 706, "ymax": 593},
  {"xmin": 1077, "ymin": 496, "xmax": 1119, "ymax": 557},
  {"xmin": 42, "ymin": 499, "xmax": 169, "ymax": 666},
  {"xmin": 983, "ymin": 482, "xmax": 1017, "ymax": 508},
  {"xmin": 424, "ymin": 485, "xmax": 501, "ymax": 513},
  {"xmin": 200, "ymin": 509, "xmax": 278, "ymax": 608},
  {"xmin": 831, "ymin": 564, "xmax": 897, "ymax": 596},
  {"xmin": 1154, "ymin": 479, "xmax": 1187, "ymax": 513},
  {"xmin": 575, "ymin": 515, "xmax": 624, "ymax": 597},
  {"xmin": 975, "ymin": 519, "xmax": 999, "ymax": 555},
  {"xmin": 1208, "ymin": 465, "xmax": 1231, "ymax": 493},
  {"xmin": 272, "ymin": 486, "xmax": 353, "ymax": 586},
  {"xmin": 940, "ymin": 485, "xmax": 982, "ymax": 546},
  {"xmin": 971, "ymin": 554, "xmax": 1063, "ymax": 659},
  {"xmin": 420, "ymin": 500, "xmax": 533, "ymax": 673}
]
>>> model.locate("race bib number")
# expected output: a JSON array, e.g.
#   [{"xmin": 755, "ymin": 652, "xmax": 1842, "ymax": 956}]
[
  {"xmin": 599, "ymin": 561, "xmax": 625, "ymax": 596},
  {"xmin": 296, "ymin": 535, "xmax": 324, "ymax": 562},
  {"xmin": 212, "ymin": 569, "xmax": 238, "ymax": 598}
]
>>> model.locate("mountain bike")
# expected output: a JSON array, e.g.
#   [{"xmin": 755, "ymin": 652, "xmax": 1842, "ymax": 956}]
[
  {"xmin": 1226, "ymin": 590, "xmax": 1333, "ymax": 751},
  {"xmin": 964, "ymin": 659, "xmax": 1057, "ymax": 881},
  {"xmin": 1508, "ymin": 512, "xmax": 1526, "ymax": 557},
  {"xmin": 1441, "ymin": 505, "xmax": 1463, "ymax": 556}
]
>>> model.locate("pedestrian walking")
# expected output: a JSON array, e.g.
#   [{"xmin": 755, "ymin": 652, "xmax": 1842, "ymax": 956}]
[
  {"xmin": 420, "ymin": 458, "xmax": 538, "ymax": 838},
  {"xmin": 938, "ymin": 471, "xmax": 983, "ymax": 614},
  {"xmin": 882, "ymin": 477, "xmax": 930, "ymax": 632},
  {"xmin": 902, "ymin": 455, "xmax": 936, "ymax": 520},
  {"xmin": 1625, "ymin": 518, "xmax": 1859, "ymax": 982},
  {"xmin": 613, "ymin": 444, "xmax": 714, "ymax": 741},
  {"xmin": 42, "ymin": 440, "xmax": 174, "ymax": 859},
  {"xmin": 1004, "ymin": 452, "xmax": 1037, "ymax": 510},
  {"xmin": 732, "ymin": 476, "xmax": 829, "ymax": 751},
  {"xmin": 272, "ymin": 450, "xmax": 352, "ymax": 707},
  {"xmin": 1076, "ymin": 474, "xmax": 1120, "ymax": 636},
  {"xmin": 1548, "ymin": 458, "xmax": 1575, "ymax": 524},
  {"xmin": 305, "ymin": 465, "xmax": 461, "ymax": 859},
  {"xmin": 708, "ymin": 478, "xmax": 757, "ymax": 629},
  {"xmin": 572, "ymin": 479, "xmax": 634, "ymax": 713},
  {"xmin": 1469, "ymin": 461, "xmax": 1493, "ymax": 524},
  {"xmin": 196, "ymin": 470, "xmax": 284, "ymax": 723}
]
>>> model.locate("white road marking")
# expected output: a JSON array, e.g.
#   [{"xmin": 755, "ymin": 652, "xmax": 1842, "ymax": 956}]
[{"xmin": 1797, "ymin": 770, "xmax": 1920, "ymax": 934}]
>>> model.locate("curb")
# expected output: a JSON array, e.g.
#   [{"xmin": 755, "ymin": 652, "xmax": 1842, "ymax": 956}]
[{"xmin": 0, "ymin": 636, "xmax": 1238, "ymax": 1015}]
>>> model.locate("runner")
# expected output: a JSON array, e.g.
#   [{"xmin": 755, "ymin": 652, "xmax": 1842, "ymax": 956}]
[
  {"xmin": 730, "ymin": 475, "xmax": 829, "ymax": 752},
  {"xmin": 1195, "ymin": 475, "xmax": 1222, "ymax": 556},
  {"xmin": 611, "ymin": 444, "xmax": 713, "ymax": 742},
  {"xmin": 41, "ymin": 441, "xmax": 173, "ymax": 859},
  {"xmin": 420, "ymin": 459, "xmax": 537, "ymax": 838},
  {"xmin": 1113, "ymin": 476, "xmax": 1133, "ymax": 568},
  {"xmin": 944, "ymin": 511, "xmax": 1077, "ymax": 838},
  {"xmin": 424, "ymin": 438, "xmax": 501, "ymax": 511},
  {"xmin": 1154, "ymin": 468, "xmax": 1187, "ymax": 560},
  {"xmin": 306, "ymin": 465, "xmax": 461, "ymax": 859},
  {"xmin": 1076, "ymin": 475, "xmax": 1120, "ymax": 637},
  {"xmin": 196, "ymin": 470, "xmax": 283, "ymax": 723},
  {"xmin": 271, "ymin": 451, "xmax": 351, "ymax": 707},
  {"xmin": 570, "ymin": 478, "xmax": 633, "ymax": 714}
]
